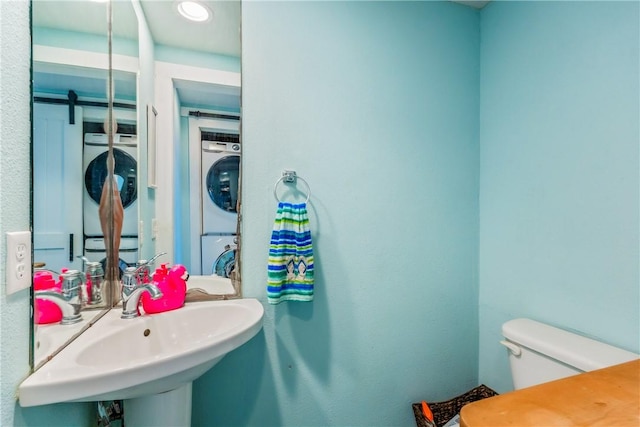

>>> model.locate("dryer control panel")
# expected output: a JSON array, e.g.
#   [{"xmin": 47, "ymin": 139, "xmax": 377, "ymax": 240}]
[
  {"xmin": 202, "ymin": 141, "xmax": 241, "ymax": 154},
  {"xmin": 84, "ymin": 133, "xmax": 137, "ymax": 147}
]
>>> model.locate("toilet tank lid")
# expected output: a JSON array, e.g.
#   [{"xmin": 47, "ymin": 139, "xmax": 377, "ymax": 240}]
[{"xmin": 502, "ymin": 318, "xmax": 639, "ymax": 372}]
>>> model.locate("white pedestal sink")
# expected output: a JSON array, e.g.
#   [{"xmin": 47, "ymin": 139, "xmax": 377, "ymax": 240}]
[
  {"xmin": 19, "ymin": 298, "xmax": 264, "ymax": 424},
  {"xmin": 125, "ymin": 383, "xmax": 195, "ymax": 426}
]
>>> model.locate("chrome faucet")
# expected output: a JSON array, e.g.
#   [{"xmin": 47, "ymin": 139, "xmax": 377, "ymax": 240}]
[
  {"xmin": 120, "ymin": 266, "xmax": 163, "ymax": 319},
  {"xmin": 78, "ymin": 256, "xmax": 105, "ymax": 305},
  {"xmin": 34, "ymin": 269, "xmax": 85, "ymax": 325},
  {"xmin": 34, "ymin": 292, "xmax": 83, "ymax": 325}
]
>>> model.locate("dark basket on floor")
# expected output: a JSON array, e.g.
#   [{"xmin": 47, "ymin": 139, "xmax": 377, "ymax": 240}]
[{"xmin": 412, "ymin": 384, "xmax": 498, "ymax": 427}]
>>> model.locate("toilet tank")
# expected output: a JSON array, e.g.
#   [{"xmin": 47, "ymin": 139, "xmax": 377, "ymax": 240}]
[{"xmin": 501, "ymin": 318, "xmax": 639, "ymax": 390}]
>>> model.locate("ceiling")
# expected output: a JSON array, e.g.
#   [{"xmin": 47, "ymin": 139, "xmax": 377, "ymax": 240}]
[
  {"xmin": 32, "ymin": 0, "xmax": 487, "ymax": 57},
  {"xmin": 32, "ymin": 0, "xmax": 240, "ymax": 57},
  {"xmin": 141, "ymin": 1, "xmax": 240, "ymax": 57},
  {"xmin": 31, "ymin": 0, "xmax": 486, "ymax": 109},
  {"xmin": 32, "ymin": 0, "xmax": 241, "ymax": 110},
  {"xmin": 452, "ymin": 0, "xmax": 490, "ymax": 9}
]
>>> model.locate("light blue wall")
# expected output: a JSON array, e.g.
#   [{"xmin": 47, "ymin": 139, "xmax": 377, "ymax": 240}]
[
  {"xmin": 1, "ymin": 1, "xmax": 94, "ymax": 425},
  {"xmin": 478, "ymin": 1, "xmax": 640, "ymax": 393},
  {"xmin": 192, "ymin": 2, "xmax": 480, "ymax": 426},
  {"xmin": 0, "ymin": 1, "xmax": 32, "ymax": 423},
  {"xmin": 33, "ymin": 27, "xmax": 138, "ymax": 57},
  {"xmin": 4, "ymin": 1, "xmax": 638, "ymax": 425}
]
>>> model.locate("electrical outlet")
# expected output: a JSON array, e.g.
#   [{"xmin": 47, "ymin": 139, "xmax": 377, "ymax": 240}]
[{"xmin": 6, "ymin": 231, "xmax": 32, "ymax": 295}]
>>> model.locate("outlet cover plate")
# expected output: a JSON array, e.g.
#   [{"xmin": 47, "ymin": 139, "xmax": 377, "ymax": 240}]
[{"xmin": 6, "ymin": 231, "xmax": 32, "ymax": 295}]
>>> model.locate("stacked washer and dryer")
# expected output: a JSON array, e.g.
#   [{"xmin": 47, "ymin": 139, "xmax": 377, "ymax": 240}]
[
  {"xmin": 83, "ymin": 132, "xmax": 139, "ymax": 275},
  {"xmin": 200, "ymin": 133, "xmax": 240, "ymax": 278}
]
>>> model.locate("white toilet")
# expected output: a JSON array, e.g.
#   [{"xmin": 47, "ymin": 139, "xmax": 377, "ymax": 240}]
[{"xmin": 501, "ymin": 318, "xmax": 639, "ymax": 390}]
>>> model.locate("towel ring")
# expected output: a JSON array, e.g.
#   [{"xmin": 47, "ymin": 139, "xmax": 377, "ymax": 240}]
[{"xmin": 273, "ymin": 170, "xmax": 311, "ymax": 204}]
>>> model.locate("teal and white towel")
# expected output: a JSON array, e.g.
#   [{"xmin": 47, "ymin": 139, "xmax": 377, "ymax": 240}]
[{"xmin": 267, "ymin": 202, "xmax": 314, "ymax": 304}]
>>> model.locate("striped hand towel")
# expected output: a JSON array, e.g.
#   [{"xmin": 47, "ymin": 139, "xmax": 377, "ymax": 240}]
[{"xmin": 267, "ymin": 202, "xmax": 314, "ymax": 304}]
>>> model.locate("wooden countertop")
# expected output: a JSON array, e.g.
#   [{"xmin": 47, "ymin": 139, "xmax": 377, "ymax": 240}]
[{"xmin": 460, "ymin": 359, "xmax": 640, "ymax": 427}]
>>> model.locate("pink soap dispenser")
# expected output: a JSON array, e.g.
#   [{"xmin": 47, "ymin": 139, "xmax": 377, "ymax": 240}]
[
  {"xmin": 141, "ymin": 264, "xmax": 188, "ymax": 314},
  {"xmin": 34, "ymin": 271, "xmax": 63, "ymax": 324}
]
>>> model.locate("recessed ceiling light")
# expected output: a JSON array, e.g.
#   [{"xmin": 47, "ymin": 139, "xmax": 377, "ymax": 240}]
[{"xmin": 175, "ymin": 1, "xmax": 212, "ymax": 23}]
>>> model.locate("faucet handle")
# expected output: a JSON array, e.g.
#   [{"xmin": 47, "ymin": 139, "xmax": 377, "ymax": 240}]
[
  {"xmin": 83, "ymin": 261, "xmax": 105, "ymax": 306},
  {"xmin": 122, "ymin": 266, "xmax": 139, "ymax": 293},
  {"xmin": 61, "ymin": 269, "xmax": 87, "ymax": 305},
  {"xmin": 84, "ymin": 261, "xmax": 104, "ymax": 276},
  {"xmin": 136, "ymin": 252, "xmax": 167, "ymax": 284},
  {"xmin": 147, "ymin": 252, "xmax": 167, "ymax": 265},
  {"xmin": 61, "ymin": 270, "xmax": 83, "ymax": 291},
  {"xmin": 77, "ymin": 255, "xmax": 90, "ymax": 265},
  {"xmin": 136, "ymin": 252, "xmax": 167, "ymax": 267}
]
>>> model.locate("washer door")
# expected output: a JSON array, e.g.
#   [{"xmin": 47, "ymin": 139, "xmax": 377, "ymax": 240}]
[
  {"xmin": 205, "ymin": 156, "xmax": 239, "ymax": 214},
  {"xmin": 85, "ymin": 148, "xmax": 137, "ymax": 208},
  {"xmin": 213, "ymin": 246, "xmax": 236, "ymax": 278}
]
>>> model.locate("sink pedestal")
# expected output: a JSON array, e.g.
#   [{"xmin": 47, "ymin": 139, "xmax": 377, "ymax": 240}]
[{"xmin": 124, "ymin": 383, "xmax": 192, "ymax": 426}]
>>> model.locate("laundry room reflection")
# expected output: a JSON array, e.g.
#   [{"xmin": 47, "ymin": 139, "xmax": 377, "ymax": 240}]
[
  {"xmin": 184, "ymin": 114, "xmax": 242, "ymax": 292},
  {"xmin": 33, "ymin": 99, "xmax": 138, "ymax": 295}
]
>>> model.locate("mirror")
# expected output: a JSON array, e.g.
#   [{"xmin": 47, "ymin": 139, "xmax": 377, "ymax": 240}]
[
  {"xmin": 31, "ymin": 0, "xmax": 138, "ymax": 370},
  {"xmin": 30, "ymin": 0, "xmax": 242, "ymax": 371}
]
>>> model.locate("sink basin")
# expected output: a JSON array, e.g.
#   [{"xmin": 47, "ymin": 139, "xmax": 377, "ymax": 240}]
[
  {"xmin": 187, "ymin": 274, "xmax": 235, "ymax": 294},
  {"xmin": 19, "ymin": 298, "xmax": 264, "ymax": 407},
  {"xmin": 33, "ymin": 317, "xmax": 90, "ymax": 369}
]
